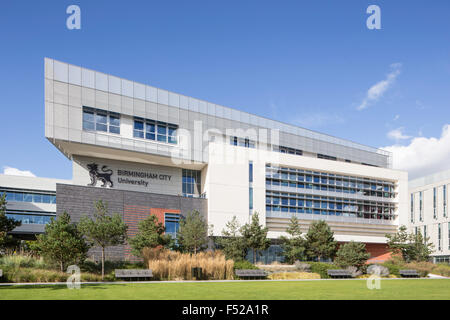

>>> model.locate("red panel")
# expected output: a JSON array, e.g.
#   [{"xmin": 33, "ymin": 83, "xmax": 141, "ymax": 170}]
[
  {"xmin": 337, "ymin": 242, "xmax": 392, "ymax": 264},
  {"xmin": 123, "ymin": 205, "xmax": 180, "ymax": 261}
]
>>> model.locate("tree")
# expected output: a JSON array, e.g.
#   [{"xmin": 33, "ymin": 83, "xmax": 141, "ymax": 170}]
[
  {"xmin": 216, "ymin": 216, "xmax": 246, "ymax": 261},
  {"xmin": 305, "ymin": 220, "xmax": 337, "ymax": 262},
  {"xmin": 386, "ymin": 225, "xmax": 434, "ymax": 262},
  {"xmin": 241, "ymin": 212, "xmax": 270, "ymax": 264},
  {"xmin": 34, "ymin": 212, "xmax": 90, "ymax": 271},
  {"xmin": 279, "ymin": 216, "xmax": 306, "ymax": 264},
  {"xmin": 176, "ymin": 210, "xmax": 209, "ymax": 254},
  {"xmin": 334, "ymin": 241, "xmax": 370, "ymax": 270},
  {"xmin": 78, "ymin": 200, "xmax": 128, "ymax": 279},
  {"xmin": 0, "ymin": 194, "xmax": 21, "ymax": 250},
  {"xmin": 129, "ymin": 215, "xmax": 171, "ymax": 257}
]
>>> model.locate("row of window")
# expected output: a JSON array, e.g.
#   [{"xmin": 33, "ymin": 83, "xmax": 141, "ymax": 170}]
[
  {"xmin": 265, "ymin": 196, "xmax": 394, "ymax": 212},
  {"xmin": 83, "ymin": 107, "xmax": 179, "ymax": 145},
  {"xmin": 416, "ymin": 222, "xmax": 450, "ymax": 251},
  {"xmin": 230, "ymin": 136, "xmax": 256, "ymax": 148},
  {"xmin": 411, "ymin": 186, "xmax": 448, "ymax": 223},
  {"xmin": 83, "ymin": 107, "xmax": 120, "ymax": 134},
  {"xmin": 6, "ymin": 212, "xmax": 55, "ymax": 225},
  {"xmin": 266, "ymin": 206, "xmax": 393, "ymax": 220},
  {"xmin": 133, "ymin": 118, "xmax": 177, "ymax": 144},
  {"xmin": 2, "ymin": 191, "xmax": 56, "ymax": 204},
  {"xmin": 274, "ymin": 145, "xmax": 303, "ymax": 155},
  {"xmin": 266, "ymin": 165, "xmax": 394, "ymax": 187},
  {"xmin": 266, "ymin": 179, "xmax": 394, "ymax": 198}
]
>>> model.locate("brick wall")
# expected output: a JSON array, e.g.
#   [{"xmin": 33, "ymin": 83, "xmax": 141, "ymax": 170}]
[{"xmin": 56, "ymin": 184, "xmax": 207, "ymax": 262}]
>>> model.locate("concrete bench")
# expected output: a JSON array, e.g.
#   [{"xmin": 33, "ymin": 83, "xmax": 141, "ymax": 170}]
[
  {"xmin": 327, "ymin": 269, "xmax": 353, "ymax": 278},
  {"xmin": 114, "ymin": 269, "xmax": 153, "ymax": 281},
  {"xmin": 235, "ymin": 269, "xmax": 267, "ymax": 279},
  {"xmin": 399, "ymin": 269, "xmax": 420, "ymax": 278}
]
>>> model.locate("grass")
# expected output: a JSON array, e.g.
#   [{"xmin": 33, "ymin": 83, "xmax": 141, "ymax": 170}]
[{"xmin": 0, "ymin": 279, "xmax": 449, "ymax": 300}]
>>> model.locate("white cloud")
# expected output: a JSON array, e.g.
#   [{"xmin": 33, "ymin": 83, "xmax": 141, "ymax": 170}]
[
  {"xmin": 357, "ymin": 63, "xmax": 402, "ymax": 111},
  {"xmin": 3, "ymin": 166, "xmax": 36, "ymax": 177},
  {"xmin": 383, "ymin": 124, "xmax": 450, "ymax": 179},
  {"xmin": 387, "ymin": 127, "xmax": 411, "ymax": 141},
  {"xmin": 393, "ymin": 114, "xmax": 400, "ymax": 121}
]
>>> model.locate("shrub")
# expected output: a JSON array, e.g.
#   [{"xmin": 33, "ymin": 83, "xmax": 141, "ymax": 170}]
[
  {"xmin": 345, "ymin": 266, "xmax": 363, "ymax": 278},
  {"xmin": 294, "ymin": 261, "xmax": 311, "ymax": 272},
  {"xmin": 431, "ymin": 264, "xmax": 450, "ymax": 277},
  {"xmin": 80, "ymin": 260, "xmax": 145, "ymax": 275},
  {"xmin": 143, "ymin": 248, "xmax": 234, "ymax": 280},
  {"xmin": 233, "ymin": 260, "xmax": 258, "ymax": 270},
  {"xmin": 367, "ymin": 264, "xmax": 390, "ymax": 277},
  {"xmin": 309, "ymin": 262, "xmax": 338, "ymax": 279},
  {"xmin": 334, "ymin": 241, "xmax": 370, "ymax": 271},
  {"xmin": 0, "ymin": 254, "xmax": 48, "ymax": 269},
  {"xmin": 404, "ymin": 261, "xmax": 433, "ymax": 277},
  {"xmin": 268, "ymin": 272, "xmax": 320, "ymax": 280},
  {"xmin": 381, "ymin": 261, "xmax": 401, "ymax": 277}
]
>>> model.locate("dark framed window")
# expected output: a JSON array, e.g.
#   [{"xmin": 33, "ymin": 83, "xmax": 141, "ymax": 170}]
[
  {"xmin": 133, "ymin": 117, "xmax": 177, "ymax": 144},
  {"xmin": 83, "ymin": 107, "xmax": 120, "ymax": 134}
]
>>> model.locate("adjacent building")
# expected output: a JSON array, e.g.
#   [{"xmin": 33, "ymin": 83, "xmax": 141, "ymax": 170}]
[
  {"xmin": 0, "ymin": 174, "xmax": 71, "ymax": 239},
  {"xmin": 408, "ymin": 170, "xmax": 450, "ymax": 264},
  {"xmin": 5, "ymin": 58, "xmax": 410, "ymax": 262}
]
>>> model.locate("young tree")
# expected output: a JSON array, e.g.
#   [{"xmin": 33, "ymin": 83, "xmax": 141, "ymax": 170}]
[
  {"xmin": 129, "ymin": 215, "xmax": 172, "ymax": 257},
  {"xmin": 35, "ymin": 212, "xmax": 90, "ymax": 272},
  {"xmin": 241, "ymin": 212, "xmax": 270, "ymax": 264},
  {"xmin": 78, "ymin": 200, "xmax": 128, "ymax": 279},
  {"xmin": 0, "ymin": 194, "xmax": 21, "ymax": 250},
  {"xmin": 386, "ymin": 225, "xmax": 434, "ymax": 262},
  {"xmin": 279, "ymin": 216, "xmax": 306, "ymax": 264},
  {"xmin": 216, "ymin": 216, "xmax": 246, "ymax": 261},
  {"xmin": 334, "ymin": 241, "xmax": 370, "ymax": 270},
  {"xmin": 176, "ymin": 210, "xmax": 209, "ymax": 254},
  {"xmin": 305, "ymin": 220, "xmax": 337, "ymax": 262}
]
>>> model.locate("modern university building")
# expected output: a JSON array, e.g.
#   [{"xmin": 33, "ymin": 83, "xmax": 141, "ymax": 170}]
[
  {"xmin": 3, "ymin": 58, "xmax": 409, "ymax": 262},
  {"xmin": 408, "ymin": 169, "xmax": 450, "ymax": 264}
]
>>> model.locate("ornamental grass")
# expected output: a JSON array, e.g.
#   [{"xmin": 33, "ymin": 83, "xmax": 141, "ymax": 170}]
[{"xmin": 143, "ymin": 248, "xmax": 234, "ymax": 280}]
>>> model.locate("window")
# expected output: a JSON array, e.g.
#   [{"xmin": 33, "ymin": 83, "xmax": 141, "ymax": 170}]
[
  {"xmin": 410, "ymin": 193, "xmax": 414, "ymax": 223},
  {"xmin": 317, "ymin": 154, "xmax": 337, "ymax": 161},
  {"xmin": 419, "ymin": 191, "xmax": 423, "ymax": 222},
  {"xmin": 275, "ymin": 146, "xmax": 303, "ymax": 156},
  {"xmin": 182, "ymin": 169, "xmax": 201, "ymax": 197},
  {"xmin": 2, "ymin": 190, "xmax": 56, "ymax": 204},
  {"xmin": 249, "ymin": 162, "xmax": 253, "ymax": 183},
  {"xmin": 6, "ymin": 211, "xmax": 55, "ymax": 225},
  {"xmin": 249, "ymin": 187, "xmax": 253, "ymax": 210},
  {"xmin": 444, "ymin": 185, "xmax": 447, "ymax": 218},
  {"xmin": 433, "ymin": 187, "xmax": 437, "ymax": 219},
  {"xmin": 165, "ymin": 213, "xmax": 180, "ymax": 239},
  {"xmin": 448, "ymin": 222, "xmax": 450, "ymax": 250},
  {"xmin": 133, "ymin": 118, "xmax": 177, "ymax": 144},
  {"xmin": 424, "ymin": 225, "xmax": 427, "ymax": 241},
  {"xmin": 438, "ymin": 223, "xmax": 442, "ymax": 251},
  {"xmin": 83, "ymin": 107, "xmax": 120, "ymax": 134},
  {"xmin": 230, "ymin": 136, "xmax": 255, "ymax": 148}
]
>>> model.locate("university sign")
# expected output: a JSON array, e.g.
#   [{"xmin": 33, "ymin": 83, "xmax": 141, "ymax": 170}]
[{"xmin": 86, "ymin": 163, "xmax": 172, "ymax": 189}]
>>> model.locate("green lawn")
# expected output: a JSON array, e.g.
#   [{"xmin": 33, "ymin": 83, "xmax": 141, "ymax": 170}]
[{"xmin": 0, "ymin": 279, "xmax": 449, "ymax": 300}]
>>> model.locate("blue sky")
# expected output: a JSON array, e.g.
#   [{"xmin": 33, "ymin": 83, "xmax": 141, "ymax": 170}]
[{"xmin": 1, "ymin": 0, "xmax": 450, "ymax": 180}]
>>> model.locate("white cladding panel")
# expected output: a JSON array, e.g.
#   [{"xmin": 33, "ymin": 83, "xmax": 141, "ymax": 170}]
[{"xmin": 206, "ymin": 143, "xmax": 408, "ymax": 240}]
